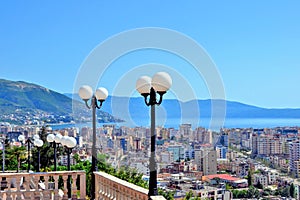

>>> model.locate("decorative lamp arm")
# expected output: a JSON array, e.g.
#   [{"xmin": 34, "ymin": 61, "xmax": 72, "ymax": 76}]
[
  {"xmin": 141, "ymin": 93, "xmax": 150, "ymax": 106},
  {"xmin": 84, "ymin": 99, "xmax": 91, "ymax": 109},
  {"xmin": 156, "ymin": 91, "xmax": 166, "ymax": 106}
]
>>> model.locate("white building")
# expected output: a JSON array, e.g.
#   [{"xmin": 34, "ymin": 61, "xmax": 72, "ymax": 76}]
[
  {"xmin": 267, "ymin": 170, "xmax": 279, "ymax": 185},
  {"xmin": 254, "ymin": 174, "xmax": 268, "ymax": 188}
]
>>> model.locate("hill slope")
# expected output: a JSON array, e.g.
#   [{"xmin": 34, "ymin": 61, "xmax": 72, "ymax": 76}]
[
  {"xmin": 0, "ymin": 79, "xmax": 121, "ymax": 124},
  {"xmin": 0, "ymin": 79, "xmax": 77, "ymax": 115}
]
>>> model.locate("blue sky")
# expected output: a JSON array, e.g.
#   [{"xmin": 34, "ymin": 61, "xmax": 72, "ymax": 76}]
[{"xmin": 0, "ymin": 1, "xmax": 299, "ymax": 108}]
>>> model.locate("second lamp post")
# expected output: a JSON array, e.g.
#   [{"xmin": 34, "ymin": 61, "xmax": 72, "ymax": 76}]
[
  {"xmin": 61, "ymin": 135, "xmax": 77, "ymax": 199},
  {"xmin": 136, "ymin": 72, "xmax": 172, "ymax": 198},
  {"xmin": 18, "ymin": 134, "xmax": 43, "ymax": 172},
  {"xmin": 78, "ymin": 85, "xmax": 108, "ymax": 200},
  {"xmin": 46, "ymin": 132, "xmax": 62, "ymax": 171}
]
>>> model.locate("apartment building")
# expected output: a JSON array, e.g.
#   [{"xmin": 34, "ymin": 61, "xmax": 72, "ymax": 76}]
[
  {"xmin": 194, "ymin": 146, "xmax": 217, "ymax": 175},
  {"xmin": 252, "ymin": 134, "xmax": 283, "ymax": 156},
  {"xmin": 289, "ymin": 140, "xmax": 300, "ymax": 177}
]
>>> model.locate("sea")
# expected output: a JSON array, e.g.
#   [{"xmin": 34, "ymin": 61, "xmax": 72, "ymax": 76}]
[{"xmin": 51, "ymin": 117, "xmax": 300, "ymax": 131}]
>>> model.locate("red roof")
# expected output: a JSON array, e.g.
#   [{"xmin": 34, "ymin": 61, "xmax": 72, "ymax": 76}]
[{"xmin": 204, "ymin": 174, "xmax": 240, "ymax": 182}]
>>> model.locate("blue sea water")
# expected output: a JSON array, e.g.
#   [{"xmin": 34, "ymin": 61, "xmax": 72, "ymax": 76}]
[{"xmin": 52, "ymin": 117, "xmax": 300, "ymax": 131}]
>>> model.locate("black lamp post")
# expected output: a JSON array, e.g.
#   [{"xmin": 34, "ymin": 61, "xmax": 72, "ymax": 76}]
[
  {"xmin": 0, "ymin": 137, "xmax": 5, "ymax": 172},
  {"xmin": 78, "ymin": 85, "xmax": 108, "ymax": 200},
  {"xmin": 18, "ymin": 134, "xmax": 41, "ymax": 172},
  {"xmin": 47, "ymin": 132, "xmax": 62, "ymax": 171},
  {"xmin": 136, "ymin": 72, "xmax": 172, "ymax": 198},
  {"xmin": 34, "ymin": 139, "xmax": 44, "ymax": 172},
  {"xmin": 61, "ymin": 135, "xmax": 77, "ymax": 199}
]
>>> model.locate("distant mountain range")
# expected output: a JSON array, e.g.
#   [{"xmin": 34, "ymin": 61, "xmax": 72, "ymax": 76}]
[
  {"xmin": 0, "ymin": 79, "xmax": 120, "ymax": 124},
  {"xmin": 1, "ymin": 78, "xmax": 300, "ymax": 126},
  {"xmin": 66, "ymin": 94, "xmax": 300, "ymax": 119}
]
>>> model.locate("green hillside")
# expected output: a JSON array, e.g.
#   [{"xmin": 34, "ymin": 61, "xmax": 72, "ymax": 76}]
[
  {"xmin": 0, "ymin": 79, "xmax": 76, "ymax": 115},
  {"xmin": 0, "ymin": 79, "xmax": 122, "ymax": 124}
]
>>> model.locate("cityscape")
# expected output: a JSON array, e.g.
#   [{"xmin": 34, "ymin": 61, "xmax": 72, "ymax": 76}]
[
  {"xmin": 2, "ymin": 117, "xmax": 300, "ymax": 199},
  {"xmin": 1, "ymin": 1, "xmax": 300, "ymax": 200}
]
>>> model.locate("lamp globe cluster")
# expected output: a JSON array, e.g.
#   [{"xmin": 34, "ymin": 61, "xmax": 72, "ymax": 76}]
[
  {"xmin": 79, "ymin": 85, "xmax": 108, "ymax": 102},
  {"xmin": 18, "ymin": 134, "xmax": 43, "ymax": 147},
  {"xmin": 46, "ymin": 132, "xmax": 63, "ymax": 144},
  {"xmin": 61, "ymin": 136, "xmax": 77, "ymax": 149},
  {"xmin": 136, "ymin": 71, "xmax": 172, "ymax": 94}
]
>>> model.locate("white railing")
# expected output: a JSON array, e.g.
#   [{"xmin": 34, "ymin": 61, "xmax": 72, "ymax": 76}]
[
  {"xmin": 0, "ymin": 171, "xmax": 86, "ymax": 200},
  {"xmin": 94, "ymin": 171, "xmax": 166, "ymax": 200}
]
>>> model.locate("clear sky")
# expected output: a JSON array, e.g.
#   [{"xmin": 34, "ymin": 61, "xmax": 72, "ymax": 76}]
[{"xmin": 0, "ymin": 1, "xmax": 299, "ymax": 108}]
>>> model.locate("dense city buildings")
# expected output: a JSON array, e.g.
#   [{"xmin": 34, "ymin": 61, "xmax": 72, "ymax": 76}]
[{"xmin": 2, "ymin": 122, "xmax": 300, "ymax": 199}]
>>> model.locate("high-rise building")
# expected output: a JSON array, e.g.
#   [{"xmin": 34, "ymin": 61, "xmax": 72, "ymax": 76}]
[
  {"xmin": 180, "ymin": 124, "xmax": 192, "ymax": 141},
  {"xmin": 252, "ymin": 134, "xmax": 283, "ymax": 156},
  {"xmin": 194, "ymin": 146, "xmax": 217, "ymax": 175},
  {"xmin": 134, "ymin": 138, "xmax": 141, "ymax": 151},
  {"xmin": 194, "ymin": 128, "xmax": 212, "ymax": 144},
  {"xmin": 289, "ymin": 140, "xmax": 300, "ymax": 177},
  {"xmin": 216, "ymin": 145, "xmax": 227, "ymax": 159},
  {"xmin": 220, "ymin": 134, "xmax": 229, "ymax": 147},
  {"xmin": 167, "ymin": 145, "xmax": 185, "ymax": 162},
  {"xmin": 119, "ymin": 138, "xmax": 127, "ymax": 152},
  {"xmin": 185, "ymin": 144, "xmax": 195, "ymax": 160}
]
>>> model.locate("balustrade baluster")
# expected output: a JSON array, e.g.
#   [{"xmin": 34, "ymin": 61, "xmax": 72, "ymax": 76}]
[
  {"xmin": 15, "ymin": 176, "xmax": 21, "ymax": 199},
  {"xmin": 71, "ymin": 174, "xmax": 77, "ymax": 198},
  {"xmin": 53, "ymin": 175, "xmax": 60, "ymax": 199},
  {"xmin": 62, "ymin": 174, "xmax": 68, "ymax": 199},
  {"xmin": 80, "ymin": 173, "xmax": 86, "ymax": 199}
]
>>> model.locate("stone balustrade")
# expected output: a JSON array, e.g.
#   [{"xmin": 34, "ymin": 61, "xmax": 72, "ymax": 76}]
[
  {"xmin": 94, "ymin": 171, "xmax": 166, "ymax": 200},
  {"xmin": 0, "ymin": 170, "xmax": 166, "ymax": 200},
  {"xmin": 0, "ymin": 171, "xmax": 86, "ymax": 200}
]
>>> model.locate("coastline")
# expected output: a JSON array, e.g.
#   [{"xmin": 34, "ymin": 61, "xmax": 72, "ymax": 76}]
[{"xmin": 50, "ymin": 117, "xmax": 300, "ymax": 131}]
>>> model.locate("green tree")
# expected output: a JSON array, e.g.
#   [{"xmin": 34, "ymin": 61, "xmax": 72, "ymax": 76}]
[
  {"xmin": 232, "ymin": 189, "xmax": 247, "ymax": 198},
  {"xmin": 184, "ymin": 190, "xmax": 193, "ymax": 200},
  {"xmin": 281, "ymin": 186, "xmax": 290, "ymax": 197},
  {"xmin": 247, "ymin": 169, "xmax": 253, "ymax": 186},
  {"xmin": 262, "ymin": 188, "xmax": 273, "ymax": 197},
  {"xmin": 6, "ymin": 146, "xmax": 27, "ymax": 172},
  {"xmin": 225, "ymin": 183, "xmax": 232, "ymax": 190},
  {"xmin": 247, "ymin": 185, "xmax": 260, "ymax": 198},
  {"xmin": 256, "ymin": 180, "xmax": 263, "ymax": 189},
  {"xmin": 290, "ymin": 183, "xmax": 295, "ymax": 198},
  {"xmin": 158, "ymin": 188, "xmax": 174, "ymax": 200}
]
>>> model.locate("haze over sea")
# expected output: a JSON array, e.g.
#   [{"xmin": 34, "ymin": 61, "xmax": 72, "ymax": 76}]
[{"xmin": 52, "ymin": 117, "xmax": 300, "ymax": 131}]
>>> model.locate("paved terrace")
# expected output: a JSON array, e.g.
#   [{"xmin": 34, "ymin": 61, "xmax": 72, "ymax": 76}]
[{"xmin": 0, "ymin": 171, "xmax": 166, "ymax": 200}]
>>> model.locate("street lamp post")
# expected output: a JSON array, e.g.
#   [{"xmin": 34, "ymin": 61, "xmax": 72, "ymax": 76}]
[
  {"xmin": 136, "ymin": 72, "xmax": 172, "ymax": 198},
  {"xmin": 47, "ymin": 132, "xmax": 62, "ymax": 171},
  {"xmin": 0, "ymin": 138, "xmax": 5, "ymax": 172},
  {"xmin": 34, "ymin": 139, "xmax": 44, "ymax": 172},
  {"xmin": 18, "ymin": 134, "xmax": 40, "ymax": 172},
  {"xmin": 61, "ymin": 136, "xmax": 77, "ymax": 199},
  {"xmin": 78, "ymin": 85, "xmax": 108, "ymax": 200}
]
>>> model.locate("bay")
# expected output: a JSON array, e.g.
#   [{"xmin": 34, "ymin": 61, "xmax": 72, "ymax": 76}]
[{"xmin": 52, "ymin": 118, "xmax": 300, "ymax": 131}]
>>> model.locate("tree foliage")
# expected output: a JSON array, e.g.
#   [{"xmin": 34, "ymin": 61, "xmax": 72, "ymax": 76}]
[
  {"xmin": 184, "ymin": 190, "xmax": 194, "ymax": 200},
  {"xmin": 232, "ymin": 186, "xmax": 260, "ymax": 199},
  {"xmin": 158, "ymin": 188, "xmax": 175, "ymax": 200},
  {"xmin": 5, "ymin": 145, "xmax": 27, "ymax": 172},
  {"xmin": 290, "ymin": 183, "xmax": 295, "ymax": 198},
  {"xmin": 247, "ymin": 169, "xmax": 253, "ymax": 186}
]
